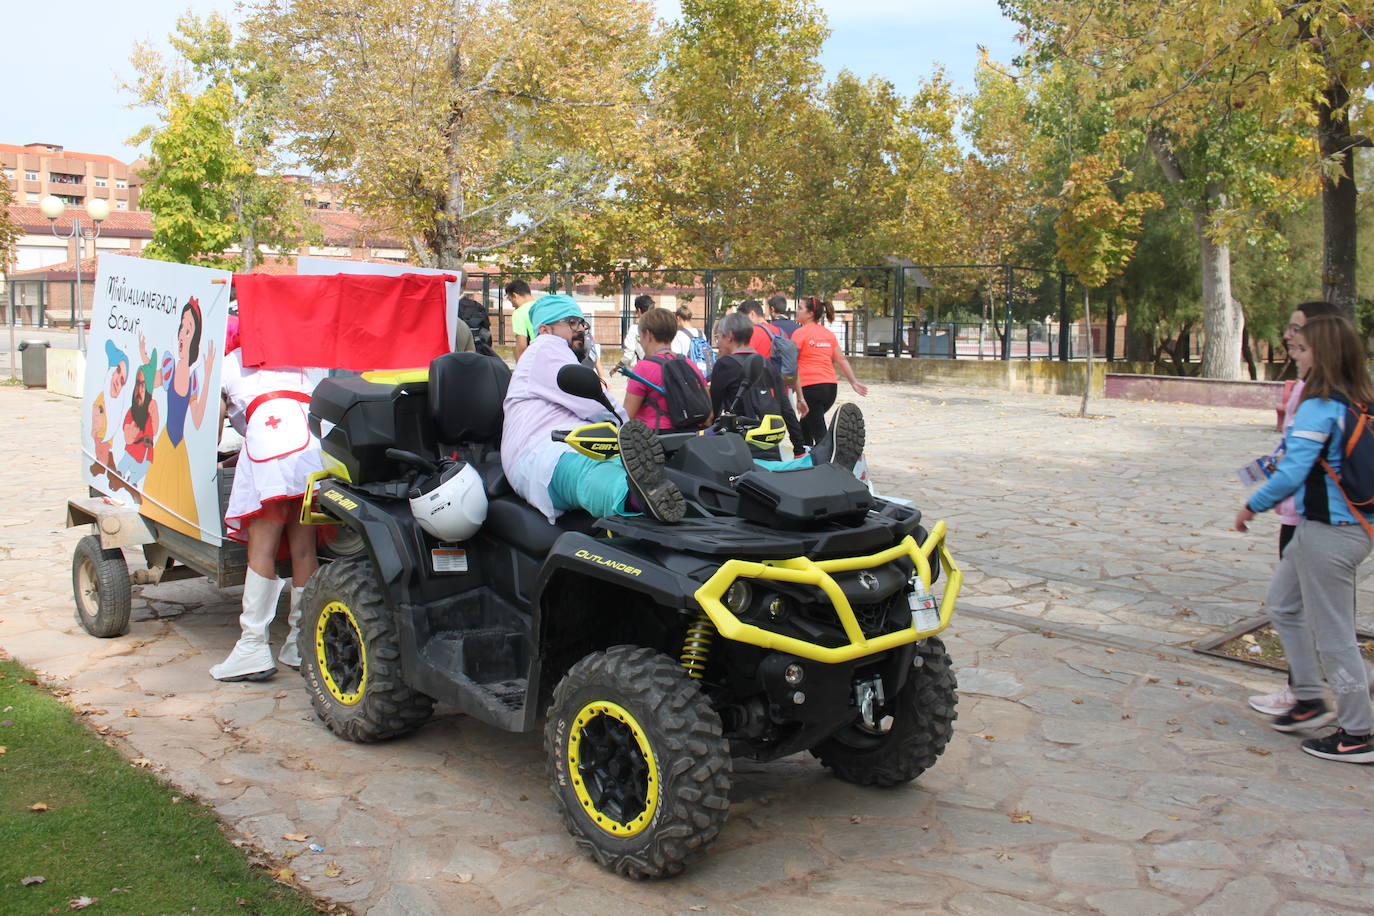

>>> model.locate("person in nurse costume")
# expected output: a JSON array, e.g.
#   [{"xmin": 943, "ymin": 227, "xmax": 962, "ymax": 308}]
[{"xmin": 212, "ymin": 331, "xmax": 328, "ymax": 681}]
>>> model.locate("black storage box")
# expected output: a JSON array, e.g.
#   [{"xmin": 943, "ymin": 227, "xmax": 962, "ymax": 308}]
[
  {"xmin": 734, "ymin": 463, "xmax": 873, "ymax": 529},
  {"xmin": 310, "ymin": 376, "xmax": 435, "ymax": 483}
]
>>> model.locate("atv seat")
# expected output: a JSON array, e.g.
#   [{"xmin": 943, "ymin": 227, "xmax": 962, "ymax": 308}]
[
  {"xmin": 429, "ymin": 351, "xmax": 511, "ymax": 456},
  {"xmin": 483, "ymin": 496, "xmax": 598, "ymax": 556}
]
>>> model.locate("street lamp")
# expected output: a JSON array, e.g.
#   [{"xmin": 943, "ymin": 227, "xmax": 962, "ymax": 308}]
[{"xmin": 40, "ymin": 195, "xmax": 109, "ymax": 352}]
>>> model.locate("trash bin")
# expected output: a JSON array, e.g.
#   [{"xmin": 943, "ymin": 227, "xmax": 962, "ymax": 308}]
[{"xmin": 18, "ymin": 339, "xmax": 50, "ymax": 388}]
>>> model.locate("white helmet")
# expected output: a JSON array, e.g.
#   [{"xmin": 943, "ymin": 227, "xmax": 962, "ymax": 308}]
[{"xmin": 408, "ymin": 461, "xmax": 487, "ymax": 541}]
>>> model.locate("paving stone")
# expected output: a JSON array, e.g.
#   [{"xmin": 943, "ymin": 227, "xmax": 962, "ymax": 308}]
[
  {"xmin": 356, "ymin": 770, "xmax": 484, "ymax": 817},
  {"xmin": 334, "ymin": 808, "xmax": 393, "ymax": 848},
  {"xmin": 443, "ymin": 842, "xmax": 504, "ymax": 882},
  {"xmin": 1018, "ymin": 788, "xmax": 1180, "ymax": 842},
  {"xmin": 1049, "ymin": 843, "xmax": 1138, "ymax": 889},
  {"xmin": 1264, "ymin": 840, "xmax": 1357, "ymax": 884},
  {"xmin": 1147, "ymin": 839, "xmax": 1241, "ymax": 869},
  {"xmin": 1145, "ymin": 866, "xmax": 1229, "ymax": 898},
  {"xmin": 902, "ymin": 850, "xmax": 1050, "ymax": 896},
  {"xmin": 1193, "ymin": 875, "xmax": 1279, "ymax": 916},
  {"xmin": 935, "ymin": 808, "xmax": 1078, "ymax": 849},
  {"xmin": 1084, "ymin": 888, "xmax": 1184, "ymax": 916},
  {"xmin": 948, "ymin": 891, "xmax": 1067, "ymax": 916},
  {"xmin": 1275, "ymin": 903, "xmax": 1366, "ymax": 916},
  {"xmin": 369, "ymin": 882, "xmax": 451, "ymax": 916},
  {"xmin": 955, "ymin": 667, "xmax": 1024, "ymax": 698}
]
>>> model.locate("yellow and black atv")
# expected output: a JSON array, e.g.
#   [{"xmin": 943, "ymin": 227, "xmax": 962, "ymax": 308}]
[{"xmin": 297, "ymin": 351, "xmax": 961, "ymax": 879}]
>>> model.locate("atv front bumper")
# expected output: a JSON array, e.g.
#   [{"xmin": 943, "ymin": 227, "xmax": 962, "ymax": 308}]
[{"xmin": 693, "ymin": 520, "xmax": 961, "ymax": 664}]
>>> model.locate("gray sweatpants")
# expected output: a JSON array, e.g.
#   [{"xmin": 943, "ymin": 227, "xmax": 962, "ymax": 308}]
[{"xmin": 1265, "ymin": 519, "xmax": 1374, "ymax": 735}]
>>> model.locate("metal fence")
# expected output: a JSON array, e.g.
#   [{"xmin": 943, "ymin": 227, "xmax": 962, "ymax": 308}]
[
  {"xmin": 461, "ymin": 263, "xmax": 1141, "ymax": 361},
  {"xmin": 4, "ymin": 278, "xmax": 91, "ymax": 328}
]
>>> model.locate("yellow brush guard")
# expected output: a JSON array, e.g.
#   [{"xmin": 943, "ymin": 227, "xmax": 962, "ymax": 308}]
[
  {"xmin": 299, "ymin": 454, "xmax": 353, "ymax": 526},
  {"xmin": 693, "ymin": 520, "xmax": 961, "ymax": 664}
]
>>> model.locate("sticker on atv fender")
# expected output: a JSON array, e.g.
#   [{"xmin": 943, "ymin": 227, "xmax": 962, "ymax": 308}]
[
  {"xmin": 574, "ymin": 548, "xmax": 642, "ymax": 577},
  {"xmin": 431, "ymin": 548, "xmax": 468, "ymax": 573},
  {"xmin": 910, "ymin": 589, "xmax": 940, "ymax": 633}
]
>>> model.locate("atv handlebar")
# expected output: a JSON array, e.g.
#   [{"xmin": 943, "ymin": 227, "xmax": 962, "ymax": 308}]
[{"xmin": 385, "ymin": 447, "xmax": 439, "ymax": 475}]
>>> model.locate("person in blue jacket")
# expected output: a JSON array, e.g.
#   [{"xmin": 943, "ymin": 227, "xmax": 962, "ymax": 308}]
[{"xmin": 1236, "ymin": 313, "xmax": 1374, "ymax": 763}]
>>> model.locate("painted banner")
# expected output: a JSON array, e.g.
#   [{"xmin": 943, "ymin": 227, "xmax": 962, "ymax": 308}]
[{"xmin": 83, "ymin": 253, "xmax": 232, "ymax": 545}]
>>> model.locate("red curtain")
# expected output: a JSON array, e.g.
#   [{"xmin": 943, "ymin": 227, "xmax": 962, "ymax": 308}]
[{"xmin": 235, "ymin": 273, "xmax": 454, "ymax": 370}]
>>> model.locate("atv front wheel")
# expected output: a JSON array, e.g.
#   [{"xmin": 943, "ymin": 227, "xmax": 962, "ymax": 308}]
[
  {"xmin": 298, "ymin": 558, "xmax": 434, "ymax": 742},
  {"xmin": 545, "ymin": 646, "xmax": 732, "ymax": 879},
  {"xmin": 72, "ymin": 535, "xmax": 131, "ymax": 637},
  {"xmin": 812, "ymin": 636, "xmax": 958, "ymax": 787}
]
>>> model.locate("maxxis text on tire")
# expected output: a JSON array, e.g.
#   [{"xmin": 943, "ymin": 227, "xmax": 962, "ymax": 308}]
[
  {"xmin": 72, "ymin": 534, "xmax": 132, "ymax": 638},
  {"xmin": 545, "ymin": 645, "xmax": 732, "ymax": 879},
  {"xmin": 298, "ymin": 557, "xmax": 434, "ymax": 742},
  {"xmin": 812, "ymin": 636, "xmax": 958, "ymax": 787}
]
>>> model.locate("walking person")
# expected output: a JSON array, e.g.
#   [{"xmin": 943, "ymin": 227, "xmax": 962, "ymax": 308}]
[
  {"xmin": 1236, "ymin": 313, "xmax": 1374, "ymax": 763},
  {"xmin": 793, "ymin": 296, "xmax": 867, "ymax": 446},
  {"xmin": 621, "ymin": 295, "xmax": 655, "ymax": 368},
  {"xmin": 670, "ymin": 304, "xmax": 714, "ymax": 378},
  {"xmin": 1248, "ymin": 301, "xmax": 1355, "ymax": 715}
]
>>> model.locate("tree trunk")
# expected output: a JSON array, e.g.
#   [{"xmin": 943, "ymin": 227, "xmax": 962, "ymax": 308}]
[
  {"xmin": 1147, "ymin": 129, "xmax": 1244, "ymax": 380},
  {"xmin": 1078, "ymin": 287, "xmax": 1093, "ymax": 418},
  {"xmin": 1317, "ymin": 80, "xmax": 1360, "ymax": 319},
  {"xmin": 1124, "ymin": 297, "xmax": 1153, "ymax": 363},
  {"xmin": 1195, "ymin": 195, "xmax": 1244, "ymax": 380}
]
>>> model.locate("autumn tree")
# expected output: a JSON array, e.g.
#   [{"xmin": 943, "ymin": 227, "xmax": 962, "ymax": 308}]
[
  {"xmin": 641, "ymin": 0, "xmax": 829, "ymax": 270},
  {"xmin": 127, "ymin": 12, "xmax": 312, "ymax": 269},
  {"xmin": 244, "ymin": 0, "xmax": 659, "ymax": 269},
  {"xmin": 1005, "ymin": 0, "xmax": 1315, "ymax": 380},
  {"xmin": 1054, "ymin": 134, "xmax": 1162, "ymax": 415},
  {"xmin": 0, "ymin": 180, "xmax": 20, "ymax": 272}
]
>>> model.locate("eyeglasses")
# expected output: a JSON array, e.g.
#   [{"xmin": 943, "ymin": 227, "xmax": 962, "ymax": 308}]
[{"xmin": 561, "ymin": 317, "xmax": 588, "ymax": 331}]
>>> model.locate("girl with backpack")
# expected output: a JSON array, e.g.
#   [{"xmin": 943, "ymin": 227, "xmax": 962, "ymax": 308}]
[
  {"xmin": 793, "ymin": 296, "xmax": 867, "ymax": 445},
  {"xmin": 1236, "ymin": 313, "xmax": 1374, "ymax": 763},
  {"xmin": 623, "ymin": 307, "xmax": 711, "ymax": 431}
]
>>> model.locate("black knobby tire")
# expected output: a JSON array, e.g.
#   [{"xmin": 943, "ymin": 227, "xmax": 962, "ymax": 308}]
[
  {"xmin": 298, "ymin": 557, "xmax": 434, "ymax": 742},
  {"xmin": 72, "ymin": 534, "xmax": 131, "ymax": 638},
  {"xmin": 812, "ymin": 636, "xmax": 958, "ymax": 787},
  {"xmin": 545, "ymin": 646, "xmax": 732, "ymax": 879}
]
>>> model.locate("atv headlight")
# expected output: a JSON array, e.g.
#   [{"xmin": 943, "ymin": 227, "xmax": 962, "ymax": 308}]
[{"xmin": 724, "ymin": 581, "xmax": 752, "ymax": 616}]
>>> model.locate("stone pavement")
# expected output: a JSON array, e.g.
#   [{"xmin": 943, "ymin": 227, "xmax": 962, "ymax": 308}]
[{"xmin": 2, "ymin": 381, "xmax": 1372, "ymax": 915}]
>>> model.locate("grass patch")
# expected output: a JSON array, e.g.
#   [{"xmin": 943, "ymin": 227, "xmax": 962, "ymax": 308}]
[{"xmin": 0, "ymin": 657, "xmax": 328, "ymax": 915}]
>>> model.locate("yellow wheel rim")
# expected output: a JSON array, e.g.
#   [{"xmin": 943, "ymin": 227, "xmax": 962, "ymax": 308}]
[
  {"xmin": 567, "ymin": 700, "xmax": 660, "ymax": 837},
  {"xmin": 315, "ymin": 600, "xmax": 368, "ymax": 706}
]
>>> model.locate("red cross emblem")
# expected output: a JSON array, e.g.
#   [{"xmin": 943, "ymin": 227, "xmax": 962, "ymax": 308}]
[{"xmin": 265, "ymin": 415, "xmax": 281, "ymax": 429}]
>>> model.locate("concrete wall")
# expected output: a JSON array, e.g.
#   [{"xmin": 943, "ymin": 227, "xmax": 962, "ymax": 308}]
[
  {"xmin": 1104, "ymin": 373, "xmax": 1283, "ymax": 409},
  {"xmin": 847, "ymin": 356, "xmax": 1106, "ymax": 397}
]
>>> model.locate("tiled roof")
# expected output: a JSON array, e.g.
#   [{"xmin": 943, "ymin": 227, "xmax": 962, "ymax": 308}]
[
  {"xmin": 7, "ymin": 204, "xmax": 153, "ymax": 236},
  {"xmin": 308, "ymin": 208, "xmax": 405, "ymax": 249},
  {"xmin": 8, "ymin": 254, "xmax": 107, "ymax": 279},
  {"xmin": 0, "ymin": 143, "xmax": 128, "ymax": 166}
]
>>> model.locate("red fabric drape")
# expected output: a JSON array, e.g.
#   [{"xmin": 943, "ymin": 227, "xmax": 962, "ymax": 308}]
[{"xmin": 235, "ymin": 273, "xmax": 454, "ymax": 371}]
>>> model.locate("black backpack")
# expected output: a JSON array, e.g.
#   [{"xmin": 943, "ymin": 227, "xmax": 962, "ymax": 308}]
[
  {"xmin": 1322, "ymin": 394, "xmax": 1374, "ymax": 536},
  {"xmin": 726, "ymin": 353, "xmax": 785, "ymax": 420},
  {"xmin": 459, "ymin": 297, "xmax": 494, "ymax": 356},
  {"xmin": 642, "ymin": 354, "xmax": 711, "ymax": 431}
]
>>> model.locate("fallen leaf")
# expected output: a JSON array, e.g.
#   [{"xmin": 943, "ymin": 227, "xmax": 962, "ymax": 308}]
[
  {"xmin": 1009, "ymin": 810, "xmax": 1033, "ymax": 823},
  {"xmin": 982, "ymin": 734, "xmax": 997, "ymax": 742},
  {"xmin": 93, "ymin": 724, "xmax": 111, "ymax": 735},
  {"xmin": 283, "ymin": 849, "xmax": 302, "ymax": 861},
  {"xmin": 272, "ymin": 867, "xmax": 296, "ymax": 885},
  {"xmin": 171, "ymin": 797, "xmax": 181, "ymax": 804},
  {"xmin": 180, "ymin": 715, "xmax": 193, "ymax": 721},
  {"xmin": 274, "ymin": 692, "xmax": 288, "ymax": 699},
  {"xmin": 131, "ymin": 757, "xmax": 154, "ymax": 769},
  {"xmin": 448, "ymin": 873, "xmax": 473, "ymax": 884},
  {"xmin": 1071, "ymin": 698, "xmax": 1084, "ymax": 705},
  {"xmin": 123, "ymin": 709, "xmax": 140, "ymax": 718},
  {"xmin": 0, "ymin": 746, "xmax": 6, "ymax": 755},
  {"xmin": 1213, "ymin": 718, "xmax": 1229, "ymax": 725},
  {"xmin": 1120, "ymin": 713, "xmax": 1132, "ymax": 720},
  {"xmin": 1246, "ymin": 746, "xmax": 1272, "ymax": 756},
  {"xmin": 216, "ymin": 778, "xmax": 234, "ymax": 785},
  {"xmin": 1166, "ymin": 815, "xmax": 1181, "ymax": 821},
  {"xmin": 21, "ymin": 876, "xmax": 44, "ymax": 886},
  {"xmin": 112, "ymin": 730, "xmax": 131, "ymax": 738},
  {"xmin": 1104, "ymin": 648, "xmax": 1116, "ymax": 654},
  {"xmin": 283, "ymin": 833, "xmax": 309, "ymax": 843},
  {"xmin": 324, "ymin": 864, "xmax": 343, "ymax": 878},
  {"xmin": 68, "ymin": 896, "xmax": 97, "ymax": 910},
  {"xmin": 28, "ymin": 802, "xmax": 49, "ymax": 812},
  {"xmin": 1146, "ymin": 677, "xmax": 1160, "ymax": 684}
]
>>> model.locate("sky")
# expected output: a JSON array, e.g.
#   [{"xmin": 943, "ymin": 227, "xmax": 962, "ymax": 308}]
[{"xmin": 1, "ymin": 0, "xmax": 1019, "ymax": 164}]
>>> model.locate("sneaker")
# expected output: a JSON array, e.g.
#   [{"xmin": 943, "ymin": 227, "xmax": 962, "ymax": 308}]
[
  {"xmin": 809, "ymin": 403, "xmax": 866, "ymax": 471},
  {"xmin": 618, "ymin": 419, "xmax": 685, "ymax": 523},
  {"xmin": 1271, "ymin": 698, "xmax": 1336, "ymax": 733},
  {"xmin": 1301, "ymin": 728, "xmax": 1374, "ymax": 764},
  {"xmin": 1249, "ymin": 684, "xmax": 1297, "ymax": 716}
]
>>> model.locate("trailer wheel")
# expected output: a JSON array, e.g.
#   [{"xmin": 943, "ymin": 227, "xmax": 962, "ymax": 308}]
[{"xmin": 72, "ymin": 534, "xmax": 132, "ymax": 638}]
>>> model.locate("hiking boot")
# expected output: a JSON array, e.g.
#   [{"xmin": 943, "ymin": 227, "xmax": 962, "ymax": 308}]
[
  {"xmin": 809, "ymin": 403, "xmax": 865, "ymax": 471},
  {"xmin": 1300, "ymin": 729, "xmax": 1374, "ymax": 764},
  {"xmin": 1249, "ymin": 684, "xmax": 1297, "ymax": 716},
  {"xmin": 619, "ymin": 419, "xmax": 685, "ymax": 523},
  {"xmin": 1271, "ymin": 698, "xmax": 1336, "ymax": 733}
]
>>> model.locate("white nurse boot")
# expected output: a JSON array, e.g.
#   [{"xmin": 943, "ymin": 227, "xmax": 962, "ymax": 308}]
[
  {"xmin": 210, "ymin": 569, "xmax": 285, "ymax": 681},
  {"xmin": 278, "ymin": 585, "xmax": 306, "ymax": 669}
]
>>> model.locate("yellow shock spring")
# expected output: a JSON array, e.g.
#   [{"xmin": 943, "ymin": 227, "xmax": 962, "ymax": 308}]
[{"xmin": 679, "ymin": 613, "xmax": 715, "ymax": 679}]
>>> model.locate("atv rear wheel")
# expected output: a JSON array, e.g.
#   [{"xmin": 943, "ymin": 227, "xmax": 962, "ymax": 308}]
[
  {"xmin": 298, "ymin": 558, "xmax": 434, "ymax": 742},
  {"xmin": 72, "ymin": 535, "xmax": 131, "ymax": 638},
  {"xmin": 545, "ymin": 646, "xmax": 732, "ymax": 879},
  {"xmin": 812, "ymin": 637, "xmax": 957, "ymax": 787}
]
